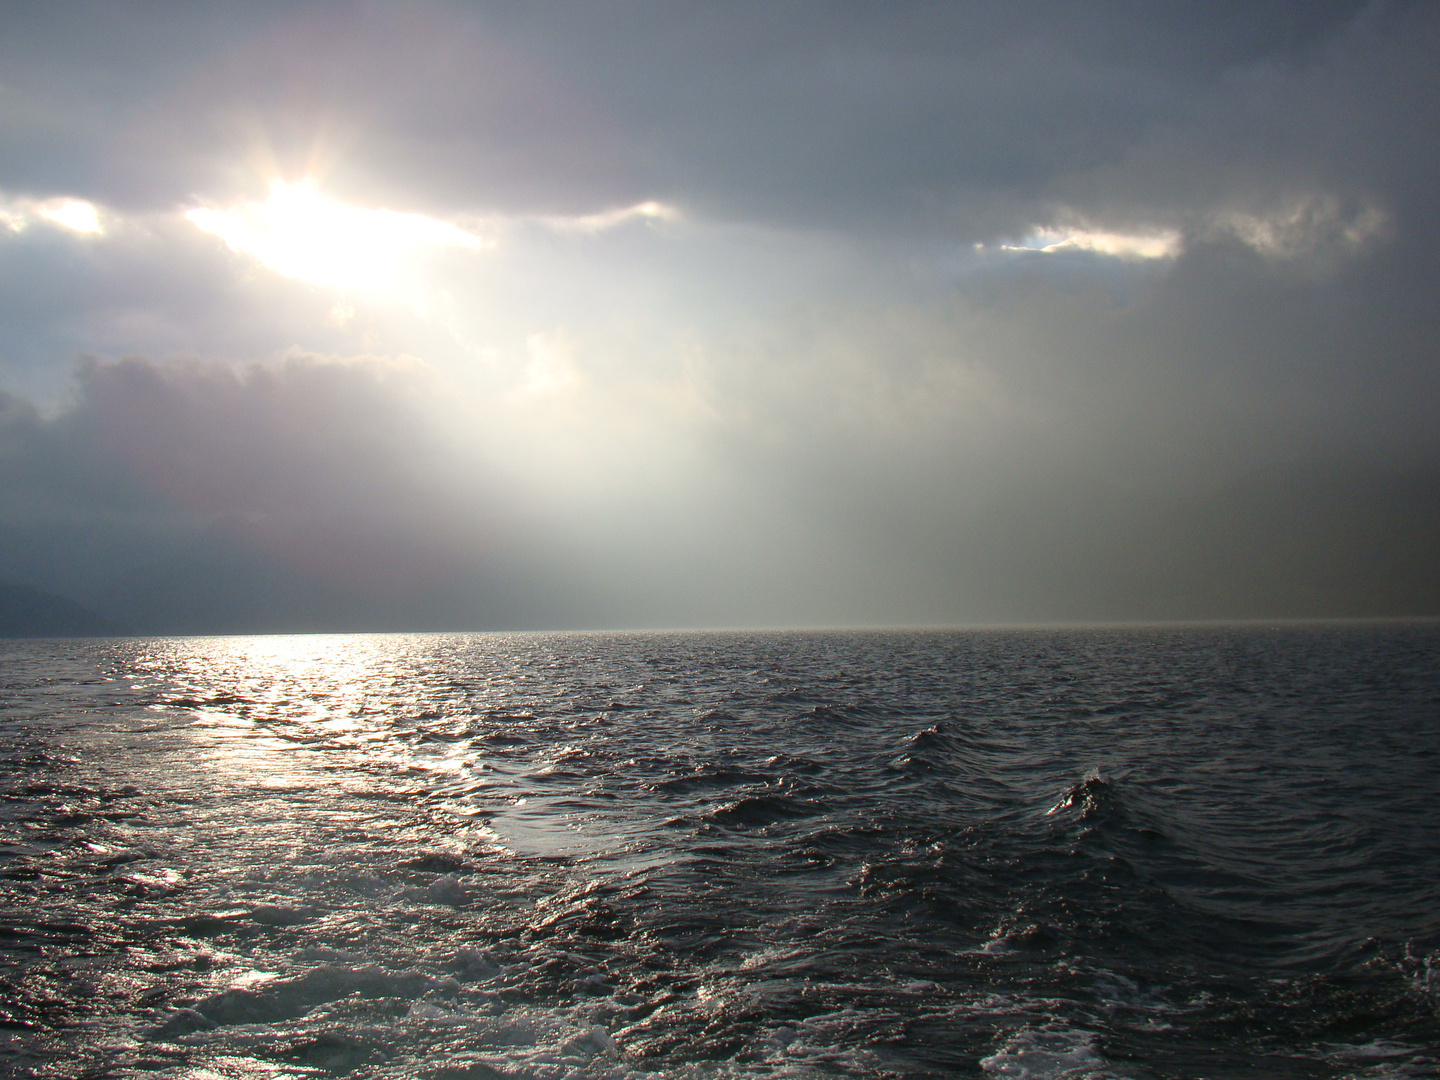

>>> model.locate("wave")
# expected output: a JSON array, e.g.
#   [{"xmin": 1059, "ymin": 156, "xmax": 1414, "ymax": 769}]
[{"xmin": 704, "ymin": 789, "xmax": 831, "ymax": 829}]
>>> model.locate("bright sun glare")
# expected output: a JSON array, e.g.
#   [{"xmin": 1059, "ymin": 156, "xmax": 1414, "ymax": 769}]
[
  {"xmin": 37, "ymin": 198, "xmax": 103, "ymax": 234},
  {"xmin": 186, "ymin": 181, "xmax": 488, "ymax": 294}
]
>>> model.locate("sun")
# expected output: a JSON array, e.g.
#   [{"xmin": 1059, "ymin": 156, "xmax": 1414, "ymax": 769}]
[{"xmin": 186, "ymin": 180, "xmax": 489, "ymax": 295}]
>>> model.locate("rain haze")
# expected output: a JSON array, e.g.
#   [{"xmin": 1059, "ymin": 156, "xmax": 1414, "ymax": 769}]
[{"xmin": 2, "ymin": 0, "xmax": 1438, "ymax": 632}]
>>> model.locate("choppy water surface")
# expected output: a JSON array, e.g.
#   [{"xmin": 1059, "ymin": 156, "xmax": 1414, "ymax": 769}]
[{"xmin": 1, "ymin": 625, "xmax": 1438, "ymax": 1079}]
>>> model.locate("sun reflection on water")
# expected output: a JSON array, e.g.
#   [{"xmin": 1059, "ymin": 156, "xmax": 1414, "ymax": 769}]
[{"xmin": 122, "ymin": 634, "xmax": 668, "ymax": 865}]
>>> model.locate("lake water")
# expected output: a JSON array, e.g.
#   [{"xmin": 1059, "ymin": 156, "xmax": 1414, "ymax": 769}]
[{"xmin": 2, "ymin": 625, "xmax": 1437, "ymax": 1078}]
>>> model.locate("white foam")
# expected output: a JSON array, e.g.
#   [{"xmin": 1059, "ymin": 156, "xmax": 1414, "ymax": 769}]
[
  {"xmin": 1327, "ymin": 1039, "xmax": 1432, "ymax": 1079},
  {"xmin": 981, "ymin": 1027, "xmax": 1115, "ymax": 1080}
]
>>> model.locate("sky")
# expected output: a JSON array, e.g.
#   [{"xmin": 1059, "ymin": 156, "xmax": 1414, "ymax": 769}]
[{"xmin": 1, "ymin": 0, "xmax": 1437, "ymax": 632}]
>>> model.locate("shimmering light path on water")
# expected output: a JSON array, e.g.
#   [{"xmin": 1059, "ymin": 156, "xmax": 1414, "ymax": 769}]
[{"xmin": 1, "ymin": 626, "xmax": 1438, "ymax": 1078}]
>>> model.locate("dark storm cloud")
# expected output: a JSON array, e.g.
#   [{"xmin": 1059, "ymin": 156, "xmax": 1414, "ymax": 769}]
[
  {"xmin": 479, "ymin": 0, "xmax": 1434, "ymax": 243},
  {"xmin": 2, "ymin": 1, "xmax": 1418, "ymax": 230},
  {"xmin": 0, "ymin": 354, "xmax": 545, "ymax": 630},
  {"xmin": 0, "ymin": 4, "xmax": 287, "ymax": 206},
  {"xmin": 495, "ymin": 0, "xmax": 1382, "ymax": 231}
]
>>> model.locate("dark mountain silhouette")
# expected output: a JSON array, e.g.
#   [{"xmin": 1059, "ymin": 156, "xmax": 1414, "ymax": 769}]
[
  {"xmin": 0, "ymin": 580, "xmax": 131, "ymax": 638},
  {"xmin": 98, "ymin": 517, "xmax": 518, "ymax": 635}
]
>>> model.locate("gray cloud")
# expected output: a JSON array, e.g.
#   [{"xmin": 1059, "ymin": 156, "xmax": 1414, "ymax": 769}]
[
  {"xmin": 0, "ymin": 2, "xmax": 1436, "ymax": 628},
  {"xmin": 5, "ymin": 2, "xmax": 1422, "ymax": 229},
  {"xmin": 0, "ymin": 354, "xmax": 528, "ymax": 628}
]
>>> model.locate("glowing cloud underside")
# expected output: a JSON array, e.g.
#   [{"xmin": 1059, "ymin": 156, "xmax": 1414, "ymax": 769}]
[
  {"xmin": 549, "ymin": 200, "xmax": 679, "ymax": 232},
  {"xmin": 38, "ymin": 198, "xmax": 103, "ymax": 234},
  {"xmin": 186, "ymin": 182, "xmax": 488, "ymax": 292},
  {"xmin": 1006, "ymin": 227, "xmax": 1182, "ymax": 260},
  {"xmin": 0, "ymin": 195, "xmax": 104, "ymax": 235}
]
